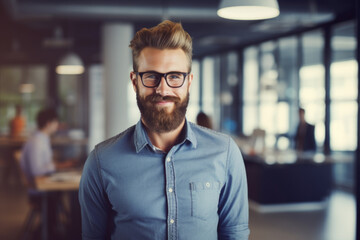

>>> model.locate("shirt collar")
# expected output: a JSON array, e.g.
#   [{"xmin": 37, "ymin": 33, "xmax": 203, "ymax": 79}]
[{"xmin": 134, "ymin": 119, "xmax": 198, "ymax": 153}]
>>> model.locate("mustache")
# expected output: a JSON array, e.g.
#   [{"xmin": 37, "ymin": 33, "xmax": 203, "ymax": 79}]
[{"xmin": 145, "ymin": 94, "xmax": 180, "ymax": 103}]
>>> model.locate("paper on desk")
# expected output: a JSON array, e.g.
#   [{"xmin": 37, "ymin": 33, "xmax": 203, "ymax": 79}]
[{"xmin": 48, "ymin": 171, "xmax": 82, "ymax": 182}]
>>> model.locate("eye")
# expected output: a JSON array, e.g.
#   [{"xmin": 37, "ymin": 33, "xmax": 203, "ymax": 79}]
[
  {"xmin": 143, "ymin": 73, "xmax": 159, "ymax": 80},
  {"xmin": 167, "ymin": 73, "xmax": 182, "ymax": 80}
]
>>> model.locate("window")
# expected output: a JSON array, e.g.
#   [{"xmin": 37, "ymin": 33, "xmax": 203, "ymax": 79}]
[
  {"xmin": 243, "ymin": 47, "xmax": 259, "ymax": 136},
  {"xmin": 300, "ymin": 30, "xmax": 326, "ymax": 149},
  {"xmin": 187, "ymin": 60, "xmax": 200, "ymax": 123},
  {"xmin": 330, "ymin": 21, "xmax": 358, "ymax": 151},
  {"xmin": 58, "ymin": 74, "xmax": 87, "ymax": 130},
  {"xmin": 259, "ymin": 41, "xmax": 278, "ymax": 147},
  {"xmin": 202, "ymin": 56, "xmax": 219, "ymax": 129},
  {"xmin": 220, "ymin": 52, "xmax": 239, "ymax": 134},
  {"xmin": 0, "ymin": 65, "xmax": 48, "ymax": 134},
  {"xmin": 278, "ymin": 36, "xmax": 298, "ymax": 145}
]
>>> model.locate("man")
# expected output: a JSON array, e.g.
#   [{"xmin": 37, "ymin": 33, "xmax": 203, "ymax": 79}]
[
  {"xmin": 20, "ymin": 108, "xmax": 73, "ymax": 185},
  {"xmin": 20, "ymin": 108, "xmax": 75, "ymax": 238},
  {"xmin": 295, "ymin": 108, "xmax": 316, "ymax": 152},
  {"xmin": 79, "ymin": 20, "xmax": 249, "ymax": 240}
]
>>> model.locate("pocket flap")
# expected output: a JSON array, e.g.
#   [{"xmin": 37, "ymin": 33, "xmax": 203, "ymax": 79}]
[{"xmin": 190, "ymin": 181, "xmax": 222, "ymax": 191}]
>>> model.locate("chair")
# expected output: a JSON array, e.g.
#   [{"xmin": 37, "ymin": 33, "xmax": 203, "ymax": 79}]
[
  {"xmin": 14, "ymin": 150, "xmax": 42, "ymax": 240},
  {"xmin": 15, "ymin": 151, "xmax": 71, "ymax": 239}
]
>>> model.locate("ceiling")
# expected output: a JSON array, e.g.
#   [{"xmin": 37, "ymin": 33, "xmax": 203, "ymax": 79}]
[{"xmin": 0, "ymin": 0, "xmax": 356, "ymax": 64}]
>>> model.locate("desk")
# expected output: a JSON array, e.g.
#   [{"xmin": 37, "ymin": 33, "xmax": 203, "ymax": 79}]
[
  {"xmin": 0, "ymin": 135, "xmax": 88, "ymax": 146},
  {"xmin": 0, "ymin": 136, "xmax": 87, "ymax": 184},
  {"xmin": 244, "ymin": 151, "xmax": 333, "ymax": 205},
  {"xmin": 36, "ymin": 171, "xmax": 82, "ymax": 191},
  {"xmin": 35, "ymin": 171, "xmax": 82, "ymax": 240}
]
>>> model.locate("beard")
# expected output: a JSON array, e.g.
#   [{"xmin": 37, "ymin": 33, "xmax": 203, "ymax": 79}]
[{"xmin": 136, "ymin": 87, "xmax": 189, "ymax": 133}]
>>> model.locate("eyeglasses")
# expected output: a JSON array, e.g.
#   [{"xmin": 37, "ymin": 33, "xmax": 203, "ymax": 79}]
[{"xmin": 136, "ymin": 71, "xmax": 189, "ymax": 88}]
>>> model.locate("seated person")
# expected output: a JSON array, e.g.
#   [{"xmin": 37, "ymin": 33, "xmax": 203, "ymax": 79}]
[
  {"xmin": 20, "ymin": 108, "xmax": 75, "ymax": 237},
  {"xmin": 9, "ymin": 105, "xmax": 26, "ymax": 137},
  {"xmin": 295, "ymin": 108, "xmax": 316, "ymax": 152},
  {"xmin": 20, "ymin": 108, "xmax": 73, "ymax": 186}
]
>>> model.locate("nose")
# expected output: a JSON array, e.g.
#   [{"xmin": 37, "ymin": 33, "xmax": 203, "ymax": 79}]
[{"xmin": 155, "ymin": 76, "xmax": 171, "ymax": 95}]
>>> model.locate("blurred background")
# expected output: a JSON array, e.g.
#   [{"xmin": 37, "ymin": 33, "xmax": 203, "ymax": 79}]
[{"xmin": 0, "ymin": 0, "xmax": 358, "ymax": 239}]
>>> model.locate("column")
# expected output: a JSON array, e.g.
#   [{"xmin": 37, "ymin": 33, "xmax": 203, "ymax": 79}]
[{"xmin": 102, "ymin": 23, "xmax": 133, "ymax": 138}]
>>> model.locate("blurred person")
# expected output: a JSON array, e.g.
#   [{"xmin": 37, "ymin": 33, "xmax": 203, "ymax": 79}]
[
  {"xmin": 295, "ymin": 108, "xmax": 316, "ymax": 152},
  {"xmin": 20, "ymin": 108, "xmax": 74, "ymax": 186},
  {"xmin": 79, "ymin": 20, "xmax": 249, "ymax": 240},
  {"xmin": 19, "ymin": 107, "xmax": 75, "ymax": 238},
  {"xmin": 196, "ymin": 111, "xmax": 213, "ymax": 129},
  {"xmin": 9, "ymin": 105, "xmax": 26, "ymax": 137}
]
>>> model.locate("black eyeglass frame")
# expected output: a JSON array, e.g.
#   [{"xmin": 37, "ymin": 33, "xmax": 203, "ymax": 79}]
[{"xmin": 135, "ymin": 71, "xmax": 189, "ymax": 88}]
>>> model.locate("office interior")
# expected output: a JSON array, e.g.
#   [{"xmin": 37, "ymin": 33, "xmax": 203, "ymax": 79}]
[{"xmin": 0, "ymin": 0, "xmax": 358, "ymax": 239}]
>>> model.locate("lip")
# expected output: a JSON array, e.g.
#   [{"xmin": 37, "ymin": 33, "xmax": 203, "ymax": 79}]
[{"xmin": 154, "ymin": 100, "xmax": 174, "ymax": 106}]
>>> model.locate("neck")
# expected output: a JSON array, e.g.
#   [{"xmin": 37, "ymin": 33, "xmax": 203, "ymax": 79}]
[
  {"xmin": 40, "ymin": 128, "xmax": 51, "ymax": 136},
  {"xmin": 142, "ymin": 118, "xmax": 186, "ymax": 152}
]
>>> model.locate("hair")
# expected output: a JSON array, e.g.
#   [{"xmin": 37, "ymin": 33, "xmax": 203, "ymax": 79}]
[
  {"xmin": 196, "ymin": 112, "xmax": 213, "ymax": 129},
  {"xmin": 129, "ymin": 20, "xmax": 192, "ymax": 72},
  {"xmin": 36, "ymin": 108, "xmax": 58, "ymax": 129}
]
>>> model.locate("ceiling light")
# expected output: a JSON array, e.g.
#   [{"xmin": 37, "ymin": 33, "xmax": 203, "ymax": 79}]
[
  {"xmin": 56, "ymin": 52, "xmax": 84, "ymax": 75},
  {"xmin": 217, "ymin": 0, "xmax": 280, "ymax": 20}
]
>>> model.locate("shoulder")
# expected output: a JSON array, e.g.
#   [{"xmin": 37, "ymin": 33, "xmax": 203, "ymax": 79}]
[
  {"xmin": 26, "ymin": 132, "xmax": 46, "ymax": 146},
  {"xmin": 188, "ymin": 122, "xmax": 235, "ymax": 149},
  {"xmin": 94, "ymin": 125, "xmax": 136, "ymax": 155}
]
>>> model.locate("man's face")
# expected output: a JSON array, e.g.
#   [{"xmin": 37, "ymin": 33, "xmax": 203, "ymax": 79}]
[
  {"xmin": 46, "ymin": 119, "xmax": 59, "ymax": 135},
  {"xmin": 130, "ymin": 47, "xmax": 193, "ymax": 133}
]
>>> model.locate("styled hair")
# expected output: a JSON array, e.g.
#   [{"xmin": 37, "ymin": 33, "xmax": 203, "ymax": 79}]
[
  {"xmin": 129, "ymin": 20, "xmax": 192, "ymax": 72},
  {"xmin": 36, "ymin": 108, "xmax": 58, "ymax": 129},
  {"xmin": 196, "ymin": 112, "xmax": 213, "ymax": 129}
]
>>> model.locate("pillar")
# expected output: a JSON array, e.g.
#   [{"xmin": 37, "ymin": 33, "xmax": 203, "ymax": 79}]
[{"xmin": 102, "ymin": 23, "xmax": 133, "ymax": 138}]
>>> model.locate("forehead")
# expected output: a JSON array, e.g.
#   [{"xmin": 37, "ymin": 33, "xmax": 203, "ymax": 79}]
[{"xmin": 137, "ymin": 47, "xmax": 189, "ymax": 72}]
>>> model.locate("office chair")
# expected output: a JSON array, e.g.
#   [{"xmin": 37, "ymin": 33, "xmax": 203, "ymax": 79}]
[
  {"xmin": 14, "ymin": 150, "xmax": 42, "ymax": 240},
  {"xmin": 15, "ymin": 150, "xmax": 71, "ymax": 240}
]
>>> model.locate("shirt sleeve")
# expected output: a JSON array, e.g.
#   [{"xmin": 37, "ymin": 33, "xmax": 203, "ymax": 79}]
[
  {"xmin": 79, "ymin": 149, "xmax": 110, "ymax": 240},
  {"xmin": 217, "ymin": 138, "xmax": 250, "ymax": 240}
]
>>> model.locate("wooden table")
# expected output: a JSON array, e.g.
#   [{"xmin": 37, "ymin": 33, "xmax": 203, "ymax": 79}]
[
  {"xmin": 35, "ymin": 171, "xmax": 82, "ymax": 240},
  {"xmin": 35, "ymin": 171, "xmax": 82, "ymax": 191}
]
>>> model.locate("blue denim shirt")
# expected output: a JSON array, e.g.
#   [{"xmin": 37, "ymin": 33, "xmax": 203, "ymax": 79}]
[{"xmin": 79, "ymin": 120, "xmax": 249, "ymax": 240}]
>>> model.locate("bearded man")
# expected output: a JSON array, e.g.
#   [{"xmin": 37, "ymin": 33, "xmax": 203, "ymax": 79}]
[{"xmin": 79, "ymin": 20, "xmax": 249, "ymax": 240}]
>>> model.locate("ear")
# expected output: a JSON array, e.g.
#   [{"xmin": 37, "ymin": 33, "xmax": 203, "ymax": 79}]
[
  {"xmin": 187, "ymin": 73, "xmax": 193, "ymax": 89},
  {"xmin": 130, "ymin": 72, "xmax": 137, "ymax": 92}
]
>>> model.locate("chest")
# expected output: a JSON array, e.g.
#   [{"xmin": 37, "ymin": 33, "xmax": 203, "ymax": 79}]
[{"xmin": 101, "ymin": 150, "xmax": 227, "ymax": 220}]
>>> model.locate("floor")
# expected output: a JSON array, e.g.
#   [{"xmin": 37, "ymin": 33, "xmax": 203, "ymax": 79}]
[
  {"xmin": 0, "ymin": 180, "xmax": 356, "ymax": 240},
  {"xmin": 249, "ymin": 190, "xmax": 355, "ymax": 240}
]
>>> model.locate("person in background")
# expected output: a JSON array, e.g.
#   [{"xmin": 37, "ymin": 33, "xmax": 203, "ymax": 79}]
[
  {"xmin": 79, "ymin": 20, "xmax": 249, "ymax": 240},
  {"xmin": 20, "ymin": 108, "xmax": 74, "ymax": 184},
  {"xmin": 19, "ymin": 107, "xmax": 76, "ymax": 238},
  {"xmin": 9, "ymin": 105, "xmax": 26, "ymax": 137},
  {"xmin": 295, "ymin": 108, "xmax": 316, "ymax": 152},
  {"xmin": 196, "ymin": 111, "xmax": 213, "ymax": 129}
]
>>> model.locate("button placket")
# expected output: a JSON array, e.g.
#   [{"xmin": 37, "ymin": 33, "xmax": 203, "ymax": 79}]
[{"xmin": 165, "ymin": 153, "xmax": 177, "ymax": 240}]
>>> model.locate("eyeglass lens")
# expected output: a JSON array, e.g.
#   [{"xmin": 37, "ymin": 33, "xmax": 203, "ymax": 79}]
[{"xmin": 142, "ymin": 72, "xmax": 185, "ymax": 87}]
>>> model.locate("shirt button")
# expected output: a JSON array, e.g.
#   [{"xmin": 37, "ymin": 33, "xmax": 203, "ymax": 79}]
[
  {"xmin": 166, "ymin": 157, "xmax": 171, "ymax": 162},
  {"xmin": 170, "ymin": 219, "xmax": 175, "ymax": 224},
  {"xmin": 168, "ymin": 188, "xmax": 173, "ymax": 193},
  {"xmin": 205, "ymin": 182, "xmax": 211, "ymax": 188}
]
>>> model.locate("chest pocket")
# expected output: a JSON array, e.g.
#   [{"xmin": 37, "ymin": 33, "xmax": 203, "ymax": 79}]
[{"xmin": 190, "ymin": 181, "xmax": 222, "ymax": 221}]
